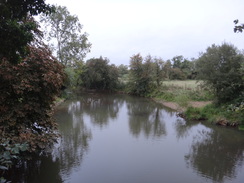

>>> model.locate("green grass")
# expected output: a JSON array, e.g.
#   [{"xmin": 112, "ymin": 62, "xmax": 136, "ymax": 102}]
[
  {"xmin": 154, "ymin": 80, "xmax": 213, "ymax": 102},
  {"xmin": 184, "ymin": 103, "xmax": 244, "ymax": 126},
  {"xmin": 162, "ymin": 80, "xmax": 203, "ymax": 90},
  {"xmin": 152, "ymin": 80, "xmax": 243, "ymax": 127},
  {"xmin": 184, "ymin": 104, "xmax": 222, "ymax": 122},
  {"xmin": 238, "ymin": 125, "xmax": 244, "ymax": 131}
]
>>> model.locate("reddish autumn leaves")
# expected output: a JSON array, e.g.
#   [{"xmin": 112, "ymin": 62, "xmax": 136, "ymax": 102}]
[{"xmin": 0, "ymin": 45, "xmax": 65, "ymax": 152}]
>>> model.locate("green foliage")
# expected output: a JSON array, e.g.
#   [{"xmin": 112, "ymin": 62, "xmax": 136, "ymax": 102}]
[
  {"xmin": 185, "ymin": 103, "xmax": 244, "ymax": 125},
  {"xmin": 64, "ymin": 62, "xmax": 84, "ymax": 89},
  {"xmin": 127, "ymin": 54, "xmax": 156, "ymax": 96},
  {"xmin": 196, "ymin": 43, "xmax": 244, "ymax": 104},
  {"xmin": 81, "ymin": 57, "xmax": 119, "ymax": 91},
  {"xmin": 170, "ymin": 56, "xmax": 196, "ymax": 80},
  {"xmin": 185, "ymin": 104, "xmax": 221, "ymax": 121},
  {"xmin": 174, "ymin": 94, "xmax": 190, "ymax": 109},
  {"xmin": 170, "ymin": 68, "xmax": 186, "ymax": 80},
  {"xmin": 162, "ymin": 60, "xmax": 172, "ymax": 80},
  {"xmin": 184, "ymin": 107, "xmax": 207, "ymax": 120},
  {"xmin": 127, "ymin": 53, "xmax": 198, "ymax": 97},
  {"xmin": 0, "ymin": 140, "xmax": 28, "ymax": 169},
  {"xmin": 155, "ymin": 80, "xmax": 212, "ymax": 102},
  {"xmin": 0, "ymin": 140, "xmax": 29, "ymax": 182},
  {"xmin": 153, "ymin": 57, "xmax": 164, "ymax": 87},
  {"xmin": 226, "ymin": 102, "xmax": 244, "ymax": 124},
  {"xmin": 118, "ymin": 64, "xmax": 129, "ymax": 79},
  {"xmin": 40, "ymin": 5, "xmax": 91, "ymax": 67},
  {"xmin": 239, "ymin": 125, "xmax": 244, "ymax": 131},
  {"xmin": 0, "ymin": 44, "xmax": 65, "ymax": 152},
  {"xmin": 0, "ymin": 0, "xmax": 53, "ymax": 64}
]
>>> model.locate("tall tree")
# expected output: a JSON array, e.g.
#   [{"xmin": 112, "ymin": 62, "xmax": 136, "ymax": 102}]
[
  {"xmin": 153, "ymin": 57, "xmax": 164, "ymax": 87},
  {"xmin": 118, "ymin": 64, "xmax": 129, "ymax": 77},
  {"xmin": 128, "ymin": 53, "xmax": 144, "ymax": 95},
  {"xmin": 163, "ymin": 60, "xmax": 172, "ymax": 80},
  {"xmin": 0, "ymin": 0, "xmax": 53, "ymax": 64},
  {"xmin": 196, "ymin": 43, "xmax": 244, "ymax": 104},
  {"xmin": 0, "ymin": 0, "xmax": 66, "ymax": 154},
  {"xmin": 40, "ymin": 5, "xmax": 91, "ymax": 66},
  {"xmin": 172, "ymin": 55, "xmax": 184, "ymax": 68},
  {"xmin": 128, "ymin": 54, "xmax": 155, "ymax": 96}
]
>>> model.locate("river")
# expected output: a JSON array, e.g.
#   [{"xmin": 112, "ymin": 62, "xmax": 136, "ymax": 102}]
[{"xmin": 6, "ymin": 93, "xmax": 244, "ymax": 183}]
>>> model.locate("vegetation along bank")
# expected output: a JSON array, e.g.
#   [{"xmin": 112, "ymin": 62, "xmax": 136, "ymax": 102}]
[{"xmin": 1, "ymin": 1, "xmax": 243, "ymax": 181}]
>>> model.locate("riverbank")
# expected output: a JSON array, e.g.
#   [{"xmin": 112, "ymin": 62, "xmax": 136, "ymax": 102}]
[
  {"xmin": 149, "ymin": 80, "xmax": 243, "ymax": 128},
  {"xmin": 154, "ymin": 98, "xmax": 241, "ymax": 128},
  {"xmin": 153, "ymin": 98, "xmax": 211, "ymax": 112}
]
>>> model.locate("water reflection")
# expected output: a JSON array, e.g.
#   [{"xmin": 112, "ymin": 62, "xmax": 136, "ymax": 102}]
[
  {"xmin": 174, "ymin": 118, "xmax": 202, "ymax": 139},
  {"xmin": 54, "ymin": 100, "xmax": 92, "ymax": 178},
  {"xmin": 5, "ymin": 154, "xmax": 62, "ymax": 183},
  {"xmin": 4, "ymin": 94, "xmax": 244, "ymax": 183},
  {"xmin": 182, "ymin": 123, "xmax": 244, "ymax": 182},
  {"xmin": 79, "ymin": 94, "xmax": 124, "ymax": 127},
  {"xmin": 126, "ymin": 97, "xmax": 166, "ymax": 138}
]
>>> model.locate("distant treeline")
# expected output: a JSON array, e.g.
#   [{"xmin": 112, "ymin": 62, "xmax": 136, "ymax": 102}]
[{"xmin": 66, "ymin": 43, "xmax": 243, "ymax": 107}]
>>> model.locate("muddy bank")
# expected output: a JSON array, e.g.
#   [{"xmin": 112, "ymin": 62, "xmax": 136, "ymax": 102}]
[{"xmin": 153, "ymin": 98, "xmax": 211, "ymax": 112}]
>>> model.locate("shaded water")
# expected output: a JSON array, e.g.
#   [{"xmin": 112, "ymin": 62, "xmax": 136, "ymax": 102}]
[{"xmin": 6, "ymin": 93, "xmax": 244, "ymax": 183}]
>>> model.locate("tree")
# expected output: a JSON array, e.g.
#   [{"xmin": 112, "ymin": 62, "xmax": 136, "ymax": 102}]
[
  {"xmin": 172, "ymin": 55, "xmax": 184, "ymax": 69},
  {"xmin": 128, "ymin": 54, "xmax": 143, "ymax": 95},
  {"xmin": 0, "ymin": 0, "xmax": 53, "ymax": 64},
  {"xmin": 128, "ymin": 54, "xmax": 155, "ymax": 96},
  {"xmin": 0, "ymin": 2, "xmax": 65, "ymax": 178},
  {"xmin": 81, "ymin": 57, "xmax": 119, "ymax": 90},
  {"xmin": 118, "ymin": 64, "xmax": 129, "ymax": 77},
  {"xmin": 40, "ymin": 5, "xmax": 91, "ymax": 66},
  {"xmin": 170, "ymin": 68, "xmax": 186, "ymax": 80},
  {"xmin": 163, "ymin": 60, "xmax": 172, "ymax": 80},
  {"xmin": 0, "ymin": 43, "xmax": 65, "ymax": 152},
  {"xmin": 153, "ymin": 57, "xmax": 164, "ymax": 87},
  {"xmin": 196, "ymin": 43, "xmax": 244, "ymax": 104},
  {"xmin": 181, "ymin": 58, "xmax": 196, "ymax": 79}
]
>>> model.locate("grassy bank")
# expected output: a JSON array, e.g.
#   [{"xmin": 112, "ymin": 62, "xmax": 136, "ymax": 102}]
[
  {"xmin": 184, "ymin": 103, "xmax": 244, "ymax": 127},
  {"xmin": 152, "ymin": 80, "xmax": 213, "ymax": 103},
  {"xmin": 152, "ymin": 80, "xmax": 243, "ymax": 128}
]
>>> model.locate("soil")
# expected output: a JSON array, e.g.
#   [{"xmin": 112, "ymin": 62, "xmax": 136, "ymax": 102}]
[{"xmin": 154, "ymin": 99, "xmax": 212, "ymax": 112}]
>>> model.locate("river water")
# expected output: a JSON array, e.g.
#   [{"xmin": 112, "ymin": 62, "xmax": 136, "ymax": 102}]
[{"xmin": 6, "ymin": 93, "xmax": 244, "ymax": 183}]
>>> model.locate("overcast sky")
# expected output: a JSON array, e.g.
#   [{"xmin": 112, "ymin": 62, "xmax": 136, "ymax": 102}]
[{"xmin": 45, "ymin": 0, "xmax": 244, "ymax": 65}]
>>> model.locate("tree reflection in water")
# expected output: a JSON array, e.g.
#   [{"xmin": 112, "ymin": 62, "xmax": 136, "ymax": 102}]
[
  {"xmin": 52, "ymin": 93, "xmax": 125, "ymax": 180},
  {"xmin": 177, "ymin": 120, "xmax": 244, "ymax": 183},
  {"xmin": 126, "ymin": 97, "xmax": 166, "ymax": 138},
  {"xmin": 79, "ymin": 93, "xmax": 123, "ymax": 127},
  {"xmin": 53, "ymin": 99, "xmax": 92, "ymax": 179},
  {"xmin": 5, "ymin": 94, "xmax": 244, "ymax": 183}
]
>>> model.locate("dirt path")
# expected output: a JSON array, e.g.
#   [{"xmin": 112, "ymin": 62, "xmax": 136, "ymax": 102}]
[{"xmin": 154, "ymin": 99, "xmax": 211, "ymax": 112}]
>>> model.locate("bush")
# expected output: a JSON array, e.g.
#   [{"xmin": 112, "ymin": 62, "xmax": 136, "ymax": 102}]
[
  {"xmin": 81, "ymin": 57, "xmax": 119, "ymax": 91},
  {"xmin": 196, "ymin": 43, "xmax": 244, "ymax": 104},
  {"xmin": 185, "ymin": 103, "xmax": 244, "ymax": 125}
]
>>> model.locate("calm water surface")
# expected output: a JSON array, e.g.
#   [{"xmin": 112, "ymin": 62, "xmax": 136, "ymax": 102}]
[{"xmin": 7, "ymin": 93, "xmax": 244, "ymax": 183}]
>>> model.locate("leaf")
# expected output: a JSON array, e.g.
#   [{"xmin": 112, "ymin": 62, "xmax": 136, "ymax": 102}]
[
  {"xmin": 3, "ymin": 152, "xmax": 11, "ymax": 160},
  {"xmin": 11, "ymin": 147, "xmax": 20, "ymax": 154},
  {"xmin": 234, "ymin": 19, "xmax": 239, "ymax": 24},
  {"xmin": 0, "ymin": 165, "xmax": 8, "ymax": 170}
]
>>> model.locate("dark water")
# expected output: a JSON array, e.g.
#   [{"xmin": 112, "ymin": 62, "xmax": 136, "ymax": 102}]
[{"xmin": 6, "ymin": 93, "xmax": 244, "ymax": 183}]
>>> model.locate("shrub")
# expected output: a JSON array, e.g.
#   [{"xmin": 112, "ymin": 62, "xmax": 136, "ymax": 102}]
[
  {"xmin": 196, "ymin": 43, "xmax": 244, "ymax": 104},
  {"xmin": 0, "ymin": 45, "xmax": 65, "ymax": 152}
]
